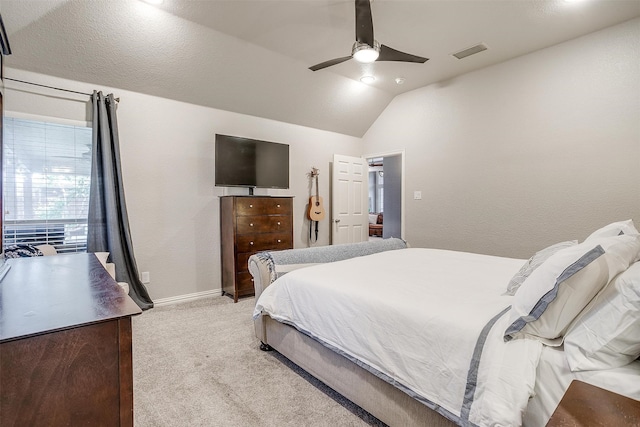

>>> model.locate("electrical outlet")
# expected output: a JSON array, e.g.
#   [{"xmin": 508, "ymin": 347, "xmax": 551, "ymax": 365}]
[
  {"xmin": 141, "ymin": 271, "xmax": 151, "ymax": 284},
  {"xmin": 413, "ymin": 191, "xmax": 422, "ymax": 200}
]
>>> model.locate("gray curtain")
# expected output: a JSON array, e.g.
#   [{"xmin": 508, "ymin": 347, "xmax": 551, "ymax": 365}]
[{"xmin": 88, "ymin": 91, "xmax": 153, "ymax": 310}]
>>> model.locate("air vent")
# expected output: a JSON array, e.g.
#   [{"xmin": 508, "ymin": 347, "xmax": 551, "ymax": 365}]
[{"xmin": 452, "ymin": 43, "xmax": 488, "ymax": 60}]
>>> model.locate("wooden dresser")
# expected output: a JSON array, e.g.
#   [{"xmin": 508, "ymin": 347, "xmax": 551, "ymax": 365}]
[
  {"xmin": 220, "ymin": 196, "xmax": 293, "ymax": 302},
  {"xmin": 0, "ymin": 253, "xmax": 142, "ymax": 427}
]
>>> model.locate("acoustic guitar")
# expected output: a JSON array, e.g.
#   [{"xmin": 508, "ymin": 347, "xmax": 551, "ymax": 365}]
[{"xmin": 308, "ymin": 167, "xmax": 326, "ymax": 221}]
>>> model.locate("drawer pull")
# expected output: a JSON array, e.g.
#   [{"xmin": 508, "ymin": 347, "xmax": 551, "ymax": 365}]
[
  {"xmin": 250, "ymin": 223, "xmax": 254, "ymax": 227},
  {"xmin": 277, "ymin": 239, "xmax": 281, "ymax": 243},
  {"xmin": 277, "ymin": 204, "xmax": 281, "ymax": 208},
  {"xmin": 250, "ymin": 241, "xmax": 254, "ymax": 246},
  {"xmin": 277, "ymin": 222, "xmax": 281, "ymax": 226},
  {"xmin": 249, "ymin": 204, "xmax": 253, "ymax": 208}
]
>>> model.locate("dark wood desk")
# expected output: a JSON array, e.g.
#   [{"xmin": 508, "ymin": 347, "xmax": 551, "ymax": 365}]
[
  {"xmin": 0, "ymin": 253, "xmax": 142, "ymax": 426},
  {"xmin": 546, "ymin": 379, "xmax": 640, "ymax": 426}
]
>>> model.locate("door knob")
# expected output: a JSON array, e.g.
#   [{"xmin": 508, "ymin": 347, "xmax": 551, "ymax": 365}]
[{"xmin": 334, "ymin": 219, "xmax": 340, "ymax": 223}]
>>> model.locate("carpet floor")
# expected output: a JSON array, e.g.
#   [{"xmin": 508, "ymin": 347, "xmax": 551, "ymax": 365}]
[{"xmin": 132, "ymin": 296, "xmax": 386, "ymax": 426}]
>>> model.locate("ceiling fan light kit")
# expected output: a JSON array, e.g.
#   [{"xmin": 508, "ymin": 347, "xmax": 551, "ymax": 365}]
[
  {"xmin": 352, "ymin": 41, "xmax": 380, "ymax": 63},
  {"xmin": 309, "ymin": 0, "xmax": 428, "ymax": 72}
]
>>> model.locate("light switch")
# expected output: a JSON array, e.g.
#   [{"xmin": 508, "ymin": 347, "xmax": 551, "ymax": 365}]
[
  {"xmin": 141, "ymin": 271, "xmax": 151, "ymax": 283},
  {"xmin": 413, "ymin": 191, "xmax": 422, "ymax": 200}
]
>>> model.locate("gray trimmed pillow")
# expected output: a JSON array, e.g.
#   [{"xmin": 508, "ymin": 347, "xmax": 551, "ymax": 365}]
[
  {"xmin": 504, "ymin": 234, "xmax": 640, "ymax": 345},
  {"xmin": 584, "ymin": 219, "xmax": 639, "ymax": 242},
  {"xmin": 504, "ymin": 241, "xmax": 578, "ymax": 296},
  {"xmin": 564, "ymin": 262, "xmax": 640, "ymax": 371}
]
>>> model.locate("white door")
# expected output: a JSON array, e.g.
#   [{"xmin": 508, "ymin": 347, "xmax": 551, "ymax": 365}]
[{"xmin": 331, "ymin": 154, "xmax": 368, "ymax": 244}]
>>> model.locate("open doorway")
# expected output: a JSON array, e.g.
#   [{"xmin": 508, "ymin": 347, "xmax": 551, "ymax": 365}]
[{"xmin": 366, "ymin": 151, "xmax": 404, "ymax": 241}]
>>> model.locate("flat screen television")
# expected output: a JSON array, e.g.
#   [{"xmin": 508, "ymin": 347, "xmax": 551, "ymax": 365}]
[{"xmin": 215, "ymin": 134, "xmax": 289, "ymax": 193}]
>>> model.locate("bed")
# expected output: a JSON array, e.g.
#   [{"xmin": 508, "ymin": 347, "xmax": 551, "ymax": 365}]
[{"xmin": 250, "ymin": 221, "xmax": 640, "ymax": 426}]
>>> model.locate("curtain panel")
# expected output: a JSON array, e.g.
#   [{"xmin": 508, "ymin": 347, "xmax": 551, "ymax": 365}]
[{"xmin": 88, "ymin": 91, "xmax": 153, "ymax": 310}]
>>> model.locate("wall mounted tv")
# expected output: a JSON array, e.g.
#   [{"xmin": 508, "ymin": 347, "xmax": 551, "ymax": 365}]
[{"xmin": 215, "ymin": 134, "xmax": 289, "ymax": 193}]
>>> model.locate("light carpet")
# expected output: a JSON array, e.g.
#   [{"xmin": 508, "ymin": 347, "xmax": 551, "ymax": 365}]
[{"xmin": 133, "ymin": 296, "xmax": 386, "ymax": 426}]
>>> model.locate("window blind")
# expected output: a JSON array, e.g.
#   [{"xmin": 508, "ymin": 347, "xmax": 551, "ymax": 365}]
[{"xmin": 3, "ymin": 117, "xmax": 92, "ymax": 254}]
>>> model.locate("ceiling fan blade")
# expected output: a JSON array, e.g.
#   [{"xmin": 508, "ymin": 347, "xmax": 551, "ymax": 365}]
[
  {"xmin": 355, "ymin": 0, "xmax": 374, "ymax": 47},
  {"xmin": 378, "ymin": 44, "xmax": 428, "ymax": 63},
  {"xmin": 309, "ymin": 56, "xmax": 352, "ymax": 71}
]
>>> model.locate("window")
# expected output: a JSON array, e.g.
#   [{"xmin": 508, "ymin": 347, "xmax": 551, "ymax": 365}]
[{"xmin": 3, "ymin": 117, "xmax": 92, "ymax": 254}]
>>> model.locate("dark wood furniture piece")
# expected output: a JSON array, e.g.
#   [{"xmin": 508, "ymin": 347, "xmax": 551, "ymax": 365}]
[
  {"xmin": 220, "ymin": 196, "xmax": 293, "ymax": 302},
  {"xmin": 546, "ymin": 379, "xmax": 640, "ymax": 427},
  {"xmin": 369, "ymin": 213, "xmax": 383, "ymax": 237},
  {"xmin": 0, "ymin": 253, "xmax": 142, "ymax": 427}
]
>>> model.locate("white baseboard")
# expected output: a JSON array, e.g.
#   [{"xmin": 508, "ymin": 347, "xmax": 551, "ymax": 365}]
[{"xmin": 153, "ymin": 288, "xmax": 222, "ymax": 307}]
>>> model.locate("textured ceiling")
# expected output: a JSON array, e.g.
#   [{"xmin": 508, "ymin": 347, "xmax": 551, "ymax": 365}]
[{"xmin": 2, "ymin": 0, "xmax": 639, "ymax": 137}]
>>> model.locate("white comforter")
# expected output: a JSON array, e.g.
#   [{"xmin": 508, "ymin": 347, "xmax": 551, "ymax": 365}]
[{"xmin": 254, "ymin": 248, "xmax": 544, "ymax": 427}]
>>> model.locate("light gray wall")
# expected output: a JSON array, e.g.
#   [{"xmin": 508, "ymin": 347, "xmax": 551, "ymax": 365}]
[
  {"xmin": 3, "ymin": 18, "xmax": 638, "ymax": 301},
  {"xmin": 4, "ymin": 69, "xmax": 363, "ymax": 302},
  {"xmin": 382, "ymin": 155, "xmax": 402, "ymax": 239},
  {"xmin": 363, "ymin": 18, "xmax": 640, "ymax": 258}
]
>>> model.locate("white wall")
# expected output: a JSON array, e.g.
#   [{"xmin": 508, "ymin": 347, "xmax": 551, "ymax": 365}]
[
  {"xmin": 363, "ymin": 18, "xmax": 640, "ymax": 258},
  {"xmin": 4, "ymin": 68, "xmax": 362, "ymax": 301}
]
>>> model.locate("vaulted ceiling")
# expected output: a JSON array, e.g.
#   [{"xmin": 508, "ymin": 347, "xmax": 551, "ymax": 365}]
[{"xmin": 2, "ymin": 0, "xmax": 639, "ymax": 137}]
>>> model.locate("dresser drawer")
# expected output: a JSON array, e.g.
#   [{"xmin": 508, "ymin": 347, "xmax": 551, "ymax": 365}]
[
  {"xmin": 236, "ymin": 215, "xmax": 292, "ymax": 234},
  {"xmin": 236, "ymin": 271, "xmax": 255, "ymax": 295},
  {"xmin": 236, "ymin": 197, "xmax": 292, "ymax": 216},
  {"xmin": 236, "ymin": 252, "xmax": 253, "ymax": 274},
  {"xmin": 235, "ymin": 247, "xmax": 286, "ymax": 274},
  {"xmin": 236, "ymin": 233, "xmax": 292, "ymax": 253}
]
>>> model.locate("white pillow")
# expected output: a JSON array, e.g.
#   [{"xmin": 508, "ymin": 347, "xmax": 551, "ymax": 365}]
[
  {"xmin": 564, "ymin": 262, "xmax": 640, "ymax": 371},
  {"xmin": 504, "ymin": 240, "xmax": 578, "ymax": 296},
  {"xmin": 368, "ymin": 214, "xmax": 378, "ymax": 225},
  {"xmin": 504, "ymin": 234, "xmax": 640, "ymax": 345},
  {"xmin": 585, "ymin": 219, "xmax": 639, "ymax": 242}
]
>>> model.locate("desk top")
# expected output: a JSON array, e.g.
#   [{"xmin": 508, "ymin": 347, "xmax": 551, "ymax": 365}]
[
  {"xmin": 0, "ymin": 253, "xmax": 142, "ymax": 343},
  {"xmin": 546, "ymin": 379, "xmax": 640, "ymax": 426}
]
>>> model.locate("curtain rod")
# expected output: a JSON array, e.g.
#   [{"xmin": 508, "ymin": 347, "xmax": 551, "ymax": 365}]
[{"xmin": 4, "ymin": 77, "xmax": 120, "ymax": 102}]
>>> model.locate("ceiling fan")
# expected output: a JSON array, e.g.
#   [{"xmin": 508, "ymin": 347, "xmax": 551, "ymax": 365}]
[{"xmin": 309, "ymin": 0, "xmax": 428, "ymax": 72}]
